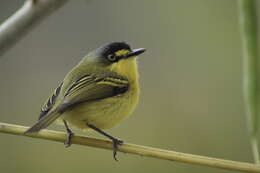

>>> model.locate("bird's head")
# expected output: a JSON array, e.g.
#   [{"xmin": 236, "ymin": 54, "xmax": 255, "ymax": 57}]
[{"xmin": 87, "ymin": 42, "xmax": 146, "ymax": 79}]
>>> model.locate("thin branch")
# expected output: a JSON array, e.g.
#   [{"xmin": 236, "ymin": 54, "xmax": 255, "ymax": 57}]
[
  {"xmin": 0, "ymin": 122, "xmax": 260, "ymax": 173},
  {"xmin": 0, "ymin": 0, "xmax": 69, "ymax": 56},
  {"xmin": 238, "ymin": 0, "xmax": 260, "ymax": 164}
]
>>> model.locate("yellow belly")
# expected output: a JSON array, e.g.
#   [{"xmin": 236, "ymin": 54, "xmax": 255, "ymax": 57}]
[{"xmin": 61, "ymin": 86, "xmax": 139, "ymax": 130}]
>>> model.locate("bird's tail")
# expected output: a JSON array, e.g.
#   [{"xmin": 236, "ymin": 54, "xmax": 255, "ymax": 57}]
[{"xmin": 24, "ymin": 111, "xmax": 61, "ymax": 134}]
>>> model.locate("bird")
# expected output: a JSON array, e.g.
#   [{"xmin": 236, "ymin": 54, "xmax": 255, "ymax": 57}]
[{"xmin": 24, "ymin": 42, "xmax": 146, "ymax": 160}]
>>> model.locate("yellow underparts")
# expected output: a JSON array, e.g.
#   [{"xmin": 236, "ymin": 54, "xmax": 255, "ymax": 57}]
[
  {"xmin": 108, "ymin": 57, "xmax": 139, "ymax": 83},
  {"xmin": 61, "ymin": 56, "xmax": 140, "ymax": 130}
]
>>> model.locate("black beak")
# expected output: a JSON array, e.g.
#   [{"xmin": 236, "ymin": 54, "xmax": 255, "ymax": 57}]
[{"xmin": 124, "ymin": 48, "xmax": 146, "ymax": 58}]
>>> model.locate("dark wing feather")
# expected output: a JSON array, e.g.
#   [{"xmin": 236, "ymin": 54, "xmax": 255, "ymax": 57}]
[
  {"xmin": 39, "ymin": 82, "xmax": 63, "ymax": 120},
  {"xmin": 57, "ymin": 73, "xmax": 129, "ymax": 113}
]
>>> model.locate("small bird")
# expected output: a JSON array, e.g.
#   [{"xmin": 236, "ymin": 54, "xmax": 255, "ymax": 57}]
[{"xmin": 25, "ymin": 42, "xmax": 145, "ymax": 160}]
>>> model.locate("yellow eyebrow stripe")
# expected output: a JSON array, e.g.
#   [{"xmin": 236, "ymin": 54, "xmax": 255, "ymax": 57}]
[{"xmin": 115, "ymin": 49, "xmax": 130, "ymax": 56}]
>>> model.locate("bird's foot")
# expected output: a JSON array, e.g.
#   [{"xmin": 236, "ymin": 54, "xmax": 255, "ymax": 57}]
[
  {"xmin": 64, "ymin": 130, "xmax": 74, "ymax": 148},
  {"xmin": 86, "ymin": 123, "xmax": 123, "ymax": 161},
  {"xmin": 111, "ymin": 138, "xmax": 123, "ymax": 161}
]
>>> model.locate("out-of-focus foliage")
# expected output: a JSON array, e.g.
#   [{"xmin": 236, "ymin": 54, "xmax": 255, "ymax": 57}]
[
  {"xmin": 0, "ymin": 1, "xmax": 259, "ymax": 173},
  {"xmin": 238, "ymin": 0, "xmax": 259, "ymax": 163}
]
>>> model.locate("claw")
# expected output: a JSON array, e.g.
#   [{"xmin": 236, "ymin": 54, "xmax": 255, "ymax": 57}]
[
  {"xmin": 64, "ymin": 131, "xmax": 74, "ymax": 147},
  {"xmin": 86, "ymin": 123, "xmax": 123, "ymax": 161},
  {"xmin": 63, "ymin": 120, "xmax": 74, "ymax": 147},
  {"xmin": 112, "ymin": 138, "xmax": 123, "ymax": 161}
]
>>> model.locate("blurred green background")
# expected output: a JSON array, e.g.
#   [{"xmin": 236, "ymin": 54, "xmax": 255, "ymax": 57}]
[{"xmin": 0, "ymin": 0, "xmax": 259, "ymax": 173}]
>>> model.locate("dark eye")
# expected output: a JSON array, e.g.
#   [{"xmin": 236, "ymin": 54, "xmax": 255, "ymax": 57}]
[{"xmin": 107, "ymin": 54, "xmax": 117, "ymax": 62}]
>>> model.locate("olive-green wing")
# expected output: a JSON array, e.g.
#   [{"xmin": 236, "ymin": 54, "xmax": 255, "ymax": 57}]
[
  {"xmin": 57, "ymin": 73, "xmax": 129, "ymax": 113},
  {"xmin": 25, "ymin": 73, "xmax": 129, "ymax": 134}
]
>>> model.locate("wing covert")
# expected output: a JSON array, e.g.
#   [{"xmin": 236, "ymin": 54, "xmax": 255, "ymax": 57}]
[{"xmin": 57, "ymin": 73, "xmax": 129, "ymax": 113}]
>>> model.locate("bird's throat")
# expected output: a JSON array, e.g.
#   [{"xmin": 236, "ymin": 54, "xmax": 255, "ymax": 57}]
[{"xmin": 108, "ymin": 58, "xmax": 139, "ymax": 82}]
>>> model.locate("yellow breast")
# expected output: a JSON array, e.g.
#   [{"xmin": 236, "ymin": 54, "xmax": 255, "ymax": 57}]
[
  {"xmin": 62, "ymin": 58, "xmax": 140, "ymax": 130},
  {"xmin": 108, "ymin": 57, "xmax": 139, "ymax": 83}
]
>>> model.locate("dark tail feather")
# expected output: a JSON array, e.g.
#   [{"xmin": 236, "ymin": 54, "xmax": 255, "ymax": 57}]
[{"xmin": 24, "ymin": 112, "xmax": 61, "ymax": 134}]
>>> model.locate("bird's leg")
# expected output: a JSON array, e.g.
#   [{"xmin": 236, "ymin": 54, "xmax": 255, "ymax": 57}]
[
  {"xmin": 87, "ymin": 123, "xmax": 123, "ymax": 161},
  {"xmin": 63, "ymin": 120, "xmax": 74, "ymax": 147}
]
